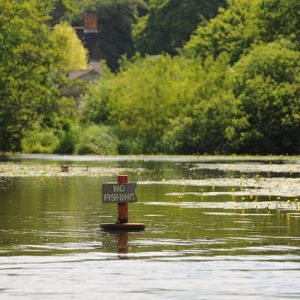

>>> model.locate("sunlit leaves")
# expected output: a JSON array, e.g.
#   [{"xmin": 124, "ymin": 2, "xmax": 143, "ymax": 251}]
[
  {"xmin": 0, "ymin": 0, "xmax": 65, "ymax": 151},
  {"xmin": 52, "ymin": 22, "xmax": 88, "ymax": 71},
  {"xmin": 134, "ymin": 0, "xmax": 226, "ymax": 55},
  {"xmin": 184, "ymin": 0, "xmax": 260, "ymax": 64},
  {"xmin": 81, "ymin": 55, "xmax": 204, "ymax": 153},
  {"xmin": 228, "ymin": 41, "xmax": 300, "ymax": 154}
]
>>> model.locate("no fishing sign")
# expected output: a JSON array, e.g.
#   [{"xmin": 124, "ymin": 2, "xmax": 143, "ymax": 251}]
[
  {"xmin": 102, "ymin": 183, "xmax": 137, "ymax": 203},
  {"xmin": 100, "ymin": 175, "xmax": 144, "ymax": 231}
]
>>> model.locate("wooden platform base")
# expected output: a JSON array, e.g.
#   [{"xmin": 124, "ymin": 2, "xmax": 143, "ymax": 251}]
[{"xmin": 100, "ymin": 223, "xmax": 145, "ymax": 232}]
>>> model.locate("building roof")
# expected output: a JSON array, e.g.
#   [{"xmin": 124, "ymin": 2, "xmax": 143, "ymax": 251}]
[{"xmin": 68, "ymin": 61, "xmax": 102, "ymax": 81}]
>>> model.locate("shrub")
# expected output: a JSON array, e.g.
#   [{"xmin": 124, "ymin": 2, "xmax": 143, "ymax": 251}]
[
  {"xmin": 81, "ymin": 55, "xmax": 203, "ymax": 154},
  {"xmin": 56, "ymin": 123, "xmax": 80, "ymax": 154},
  {"xmin": 227, "ymin": 41, "xmax": 300, "ymax": 154},
  {"xmin": 75, "ymin": 125, "xmax": 119, "ymax": 155},
  {"xmin": 21, "ymin": 130, "xmax": 60, "ymax": 154}
]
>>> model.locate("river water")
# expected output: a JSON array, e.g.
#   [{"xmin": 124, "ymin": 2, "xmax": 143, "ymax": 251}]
[{"xmin": 0, "ymin": 155, "xmax": 300, "ymax": 299}]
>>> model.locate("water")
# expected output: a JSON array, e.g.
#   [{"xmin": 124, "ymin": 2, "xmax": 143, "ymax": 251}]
[{"xmin": 0, "ymin": 155, "xmax": 300, "ymax": 299}]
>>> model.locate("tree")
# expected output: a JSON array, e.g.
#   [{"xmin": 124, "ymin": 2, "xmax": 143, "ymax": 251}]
[
  {"xmin": 81, "ymin": 55, "xmax": 203, "ymax": 153},
  {"xmin": 257, "ymin": 0, "xmax": 300, "ymax": 49},
  {"xmin": 184, "ymin": 0, "xmax": 260, "ymax": 64},
  {"xmin": 163, "ymin": 54, "xmax": 236, "ymax": 154},
  {"xmin": 79, "ymin": 0, "xmax": 300, "ymax": 155},
  {"xmin": 49, "ymin": 0, "xmax": 74, "ymax": 26},
  {"xmin": 52, "ymin": 22, "xmax": 88, "ymax": 71},
  {"xmin": 184, "ymin": 0, "xmax": 300, "ymax": 64},
  {"xmin": 226, "ymin": 41, "xmax": 300, "ymax": 154},
  {"xmin": 69, "ymin": 0, "xmax": 147, "ymax": 71},
  {"xmin": 0, "ymin": 0, "xmax": 65, "ymax": 151},
  {"xmin": 134, "ymin": 0, "xmax": 226, "ymax": 55}
]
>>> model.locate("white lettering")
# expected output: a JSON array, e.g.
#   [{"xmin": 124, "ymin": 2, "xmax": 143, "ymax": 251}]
[
  {"xmin": 113, "ymin": 185, "xmax": 125, "ymax": 193},
  {"xmin": 130, "ymin": 193, "xmax": 137, "ymax": 202},
  {"xmin": 104, "ymin": 193, "xmax": 137, "ymax": 203},
  {"xmin": 104, "ymin": 194, "xmax": 110, "ymax": 202}
]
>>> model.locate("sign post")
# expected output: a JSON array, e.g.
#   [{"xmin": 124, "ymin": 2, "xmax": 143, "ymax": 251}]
[{"xmin": 100, "ymin": 175, "xmax": 145, "ymax": 231}]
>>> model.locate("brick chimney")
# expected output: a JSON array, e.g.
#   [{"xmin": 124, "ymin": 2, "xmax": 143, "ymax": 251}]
[{"xmin": 84, "ymin": 9, "xmax": 98, "ymax": 33}]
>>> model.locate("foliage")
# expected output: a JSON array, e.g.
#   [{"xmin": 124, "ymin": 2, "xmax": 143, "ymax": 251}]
[
  {"xmin": 22, "ymin": 129, "xmax": 60, "ymax": 154},
  {"xmin": 134, "ymin": 0, "xmax": 226, "ymax": 55},
  {"xmin": 81, "ymin": 54, "xmax": 236, "ymax": 155},
  {"xmin": 81, "ymin": 55, "xmax": 204, "ymax": 153},
  {"xmin": 0, "ymin": 0, "xmax": 65, "ymax": 151},
  {"xmin": 21, "ymin": 96, "xmax": 80, "ymax": 154},
  {"xmin": 68, "ymin": 0, "xmax": 147, "ymax": 70},
  {"xmin": 55, "ymin": 123, "xmax": 80, "ymax": 154},
  {"xmin": 75, "ymin": 125, "xmax": 119, "ymax": 155},
  {"xmin": 226, "ymin": 41, "xmax": 300, "ymax": 154},
  {"xmin": 184, "ymin": 0, "xmax": 300, "ymax": 63},
  {"xmin": 42, "ymin": 96, "xmax": 80, "ymax": 154},
  {"xmin": 80, "ymin": 64, "xmax": 114, "ymax": 126},
  {"xmin": 1, "ymin": 0, "xmax": 299, "ymax": 155},
  {"xmin": 52, "ymin": 22, "xmax": 88, "ymax": 71},
  {"xmin": 49, "ymin": 0, "xmax": 74, "ymax": 25},
  {"xmin": 81, "ymin": 0, "xmax": 300, "ymax": 155},
  {"xmin": 163, "ymin": 54, "xmax": 237, "ymax": 154},
  {"xmin": 257, "ymin": 0, "xmax": 300, "ymax": 48},
  {"xmin": 184, "ymin": 0, "xmax": 261, "ymax": 64}
]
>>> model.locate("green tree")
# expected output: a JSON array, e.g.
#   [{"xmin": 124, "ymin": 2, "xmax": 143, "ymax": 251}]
[
  {"xmin": 184, "ymin": 0, "xmax": 260, "ymax": 64},
  {"xmin": 134, "ymin": 0, "xmax": 226, "ymax": 55},
  {"xmin": 75, "ymin": 125, "xmax": 119, "ymax": 155},
  {"xmin": 22, "ymin": 129, "xmax": 60, "ymax": 154},
  {"xmin": 257, "ymin": 0, "xmax": 300, "ymax": 48},
  {"xmin": 79, "ymin": 0, "xmax": 300, "ymax": 155},
  {"xmin": 226, "ymin": 41, "xmax": 300, "ymax": 154},
  {"xmin": 184, "ymin": 0, "xmax": 300, "ymax": 63},
  {"xmin": 81, "ymin": 55, "xmax": 203, "ymax": 153},
  {"xmin": 69, "ymin": 0, "xmax": 146, "ymax": 71},
  {"xmin": 0, "ymin": 0, "xmax": 66, "ymax": 151},
  {"xmin": 163, "ymin": 54, "xmax": 236, "ymax": 154},
  {"xmin": 52, "ymin": 21, "xmax": 88, "ymax": 71},
  {"xmin": 49, "ymin": 0, "xmax": 74, "ymax": 25}
]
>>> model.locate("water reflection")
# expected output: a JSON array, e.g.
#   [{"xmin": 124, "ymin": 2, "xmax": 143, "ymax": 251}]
[
  {"xmin": 1, "ymin": 155, "xmax": 300, "ymax": 298},
  {"xmin": 102, "ymin": 232, "xmax": 129, "ymax": 254}
]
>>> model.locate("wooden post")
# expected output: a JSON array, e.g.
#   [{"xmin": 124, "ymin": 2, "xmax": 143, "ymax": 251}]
[
  {"xmin": 117, "ymin": 175, "xmax": 128, "ymax": 223},
  {"xmin": 100, "ymin": 175, "xmax": 145, "ymax": 231}
]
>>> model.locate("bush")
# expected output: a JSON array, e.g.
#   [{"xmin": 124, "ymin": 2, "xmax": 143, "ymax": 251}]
[
  {"xmin": 81, "ymin": 55, "xmax": 204, "ymax": 154},
  {"xmin": 56, "ymin": 123, "xmax": 80, "ymax": 154},
  {"xmin": 227, "ymin": 41, "xmax": 300, "ymax": 154},
  {"xmin": 163, "ymin": 54, "xmax": 237, "ymax": 154},
  {"xmin": 21, "ymin": 130, "xmax": 60, "ymax": 154},
  {"xmin": 164, "ymin": 91, "xmax": 237, "ymax": 154},
  {"xmin": 75, "ymin": 125, "xmax": 119, "ymax": 155},
  {"xmin": 134, "ymin": 0, "xmax": 226, "ymax": 55},
  {"xmin": 184, "ymin": 0, "xmax": 260, "ymax": 64}
]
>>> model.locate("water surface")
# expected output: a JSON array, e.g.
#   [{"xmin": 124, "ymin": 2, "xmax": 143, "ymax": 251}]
[{"xmin": 0, "ymin": 155, "xmax": 300, "ymax": 299}]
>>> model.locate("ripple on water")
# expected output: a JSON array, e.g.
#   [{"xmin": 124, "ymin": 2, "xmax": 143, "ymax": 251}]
[
  {"xmin": 145, "ymin": 200, "xmax": 300, "ymax": 210},
  {"xmin": 0, "ymin": 155, "xmax": 300, "ymax": 299},
  {"xmin": 131, "ymin": 238, "xmax": 225, "ymax": 247},
  {"xmin": 141, "ymin": 177, "xmax": 300, "ymax": 197},
  {"xmin": 190, "ymin": 162, "xmax": 300, "ymax": 174}
]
